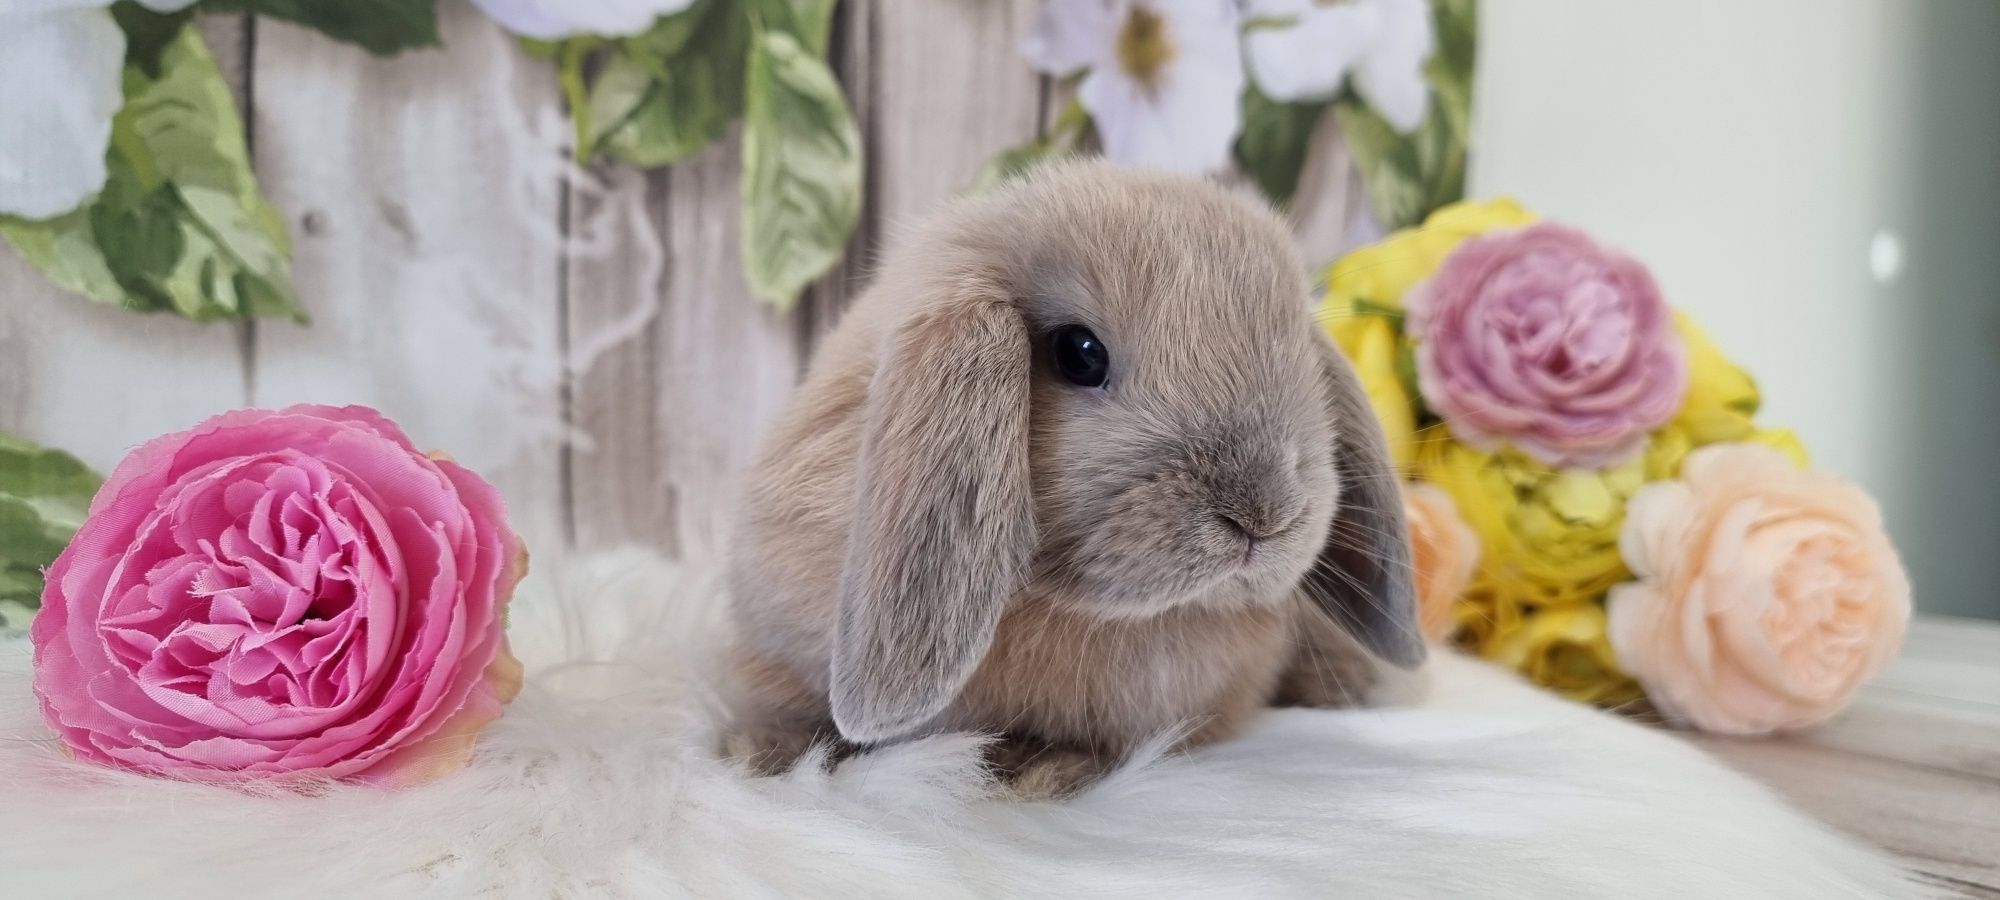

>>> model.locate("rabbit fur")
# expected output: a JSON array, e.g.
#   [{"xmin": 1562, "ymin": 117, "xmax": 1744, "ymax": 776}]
[{"xmin": 725, "ymin": 162, "xmax": 1423, "ymax": 795}]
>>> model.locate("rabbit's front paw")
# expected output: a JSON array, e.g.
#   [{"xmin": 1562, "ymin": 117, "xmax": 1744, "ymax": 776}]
[
  {"xmin": 988, "ymin": 737, "xmax": 1111, "ymax": 800},
  {"xmin": 723, "ymin": 720, "xmax": 850, "ymax": 776}
]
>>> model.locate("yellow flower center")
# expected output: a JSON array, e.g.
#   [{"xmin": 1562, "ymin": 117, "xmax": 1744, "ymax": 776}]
[{"xmin": 1115, "ymin": 5, "xmax": 1176, "ymax": 89}]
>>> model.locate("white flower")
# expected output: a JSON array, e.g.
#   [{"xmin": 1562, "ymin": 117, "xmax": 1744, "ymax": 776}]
[
  {"xmin": 2, "ymin": 0, "xmax": 190, "ymax": 12},
  {"xmin": 1244, "ymin": 0, "xmax": 1434, "ymax": 133},
  {"xmin": 471, "ymin": 0, "xmax": 696, "ymax": 40},
  {"xmin": 1023, "ymin": 0, "xmax": 1244, "ymax": 175},
  {"xmin": 0, "ymin": 0, "xmax": 194, "ymax": 220}
]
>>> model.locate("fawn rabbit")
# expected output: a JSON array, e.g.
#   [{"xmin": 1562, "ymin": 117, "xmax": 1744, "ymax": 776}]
[{"xmin": 724, "ymin": 162, "xmax": 1422, "ymax": 796}]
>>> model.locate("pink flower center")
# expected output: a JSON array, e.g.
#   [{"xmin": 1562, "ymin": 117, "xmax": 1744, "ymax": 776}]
[
  {"xmin": 96, "ymin": 454, "xmax": 396, "ymax": 731},
  {"xmin": 1489, "ymin": 255, "xmax": 1635, "ymax": 384}
]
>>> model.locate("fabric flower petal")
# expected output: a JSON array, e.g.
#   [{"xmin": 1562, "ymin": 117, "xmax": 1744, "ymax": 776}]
[
  {"xmin": 1406, "ymin": 222, "xmax": 1687, "ymax": 468},
  {"xmin": 1607, "ymin": 444, "xmax": 1911, "ymax": 734},
  {"xmin": 1350, "ymin": 0, "xmax": 1435, "ymax": 133},
  {"xmin": 33, "ymin": 406, "xmax": 521, "ymax": 785},
  {"xmin": 1242, "ymin": 0, "xmax": 1373, "ymax": 103},
  {"xmin": 0, "ymin": 8, "xmax": 124, "ymax": 220},
  {"xmin": 1084, "ymin": 61, "xmax": 1243, "ymax": 173},
  {"xmin": 1671, "ymin": 315, "xmax": 1762, "ymax": 446},
  {"xmin": 1022, "ymin": 0, "xmax": 1118, "ymax": 76},
  {"xmin": 1320, "ymin": 199, "xmax": 1538, "ymax": 319},
  {"xmin": 1404, "ymin": 482, "xmax": 1479, "ymax": 642},
  {"xmin": 8, "ymin": 0, "xmax": 191, "ymax": 12},
  {"xmin": 470, "ymin": 0, "xmax": 695, "ymax": 40},
  {"xmin": 356, "ymin": 643, "xmax": 522, "ymax": 788},
  {"xmin": 1325, "ymin": 315, "xmax": 1416, "ymax": 470},
  {"xmin": 1077, "ymin": 0, "xmax": 1244, "ymax": 174}
]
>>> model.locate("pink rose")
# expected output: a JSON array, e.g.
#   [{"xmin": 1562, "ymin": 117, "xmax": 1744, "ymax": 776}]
[
  {"xmin": 1607, "ymin": 444, "xmax": 1910, "ymax": 735},
  {"xmin": 1407, "ymin": 222, "xmax": 1688, "ymax": 468},
  {"xmin": 32, "ymin": 406, "xmax": 523, "ymax": 785}
]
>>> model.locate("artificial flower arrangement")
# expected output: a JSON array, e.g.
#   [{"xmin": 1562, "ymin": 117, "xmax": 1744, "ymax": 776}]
[
  {"xmin": 991, "ymin": 0, "xmax": 1473, "ymax": 230},
  {"xmin": 5, "ymin": 0, "xmax": 1473, "ymax": 321},
  {"xmin": 1323, "ymin": 200, "xmax": 1913, "ymax": 735},
  {"xmin": 3, "ymin": 217, "xmax": 1919, "ymax": 792},
  {"xmin": 25, "ymin": 406, "xmax": 522, "ymax": 785},
  {"xmin": 0, "ymin": 0, "xmax": 858, "ymax": 317}
]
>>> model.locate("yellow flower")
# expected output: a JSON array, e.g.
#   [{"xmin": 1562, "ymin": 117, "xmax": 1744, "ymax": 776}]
[
  {"xmin": 1416, "ymin": 427, "xmax": 1690, "ymax": 647},
  {"xmin": 1671, "ymin": 314, "xmax": 1761, "ymax": 446},
  {"xmin": 1669, "ymin": 318, "xmax": 1815, "ymax": 469},
  {"xmin": 1320, "ymin": 198, "xmax": 1537, "ymax": 314},
  {"xmin": 1422, "ymin": 197, "xmax": 1541, "ymax": 242},
  {"xmin": 1325, "ymin": 315, "xmax": 1417, "ymax": 471},
  {"xmin": 1315, "ymin": 198, "xmax": 1537, "ymax": 471},
  {"xmin": 1311, "ymin": 197, "xmax": 1824, "ymax": 714},
  {"xmin": 1748, "ymin": 427, "xmax": 1810, "ymax": 467},
  {"xmin": 1486, "ymin": 604, "xmax": 1645, "ymax": 707}
]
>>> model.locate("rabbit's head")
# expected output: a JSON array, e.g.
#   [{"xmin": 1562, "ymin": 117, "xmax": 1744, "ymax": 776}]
[{"xmin": 827, "ymin": 162, "xmax": 1420, "ymax": 742}]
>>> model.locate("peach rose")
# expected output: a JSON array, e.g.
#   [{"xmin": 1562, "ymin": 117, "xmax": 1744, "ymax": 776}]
[
  {"xmin": 1404, "ymin": 482, "xmax": 1480, "ymax": 642},
  {"xmin": 1607, "ymin": 444, "xmax": 1911, "ymax": 735}
]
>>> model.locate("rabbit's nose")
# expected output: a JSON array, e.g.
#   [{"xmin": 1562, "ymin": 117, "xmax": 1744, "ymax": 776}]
[
  {"xmin": 1212, "ymin": 496, "xmax": 1303, "ymax": 565},
  {"xmin": 1215, "ymin": 508, "xmax": 1294, "ymax": 542},
  {"xmin": 1209, "ymin": 473, "xmax": 1308, "ymax": 555}
]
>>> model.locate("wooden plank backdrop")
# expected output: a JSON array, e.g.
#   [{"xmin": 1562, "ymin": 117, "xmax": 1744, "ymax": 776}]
[
  {"xmin": 0, "ymin": 0, "xmax": 1363, "ymax": 564},
  {"xmin": 1697, "ymin": 617, "xmax": 2000, "ymax": 896}
]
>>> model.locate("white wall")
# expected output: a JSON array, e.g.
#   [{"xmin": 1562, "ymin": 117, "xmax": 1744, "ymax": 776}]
[{"xmin": 1470, "ymin": 0, "xmax": 2000, "ymax": 618}]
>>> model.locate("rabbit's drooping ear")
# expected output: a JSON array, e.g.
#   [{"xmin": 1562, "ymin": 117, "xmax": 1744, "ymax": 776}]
[
  {"xmin": 830, "ymin": 298, "xmax": 1037, "ymax": 744},
  {"xmin": 1302, "ymin": 339, "xmax": 1426, "ymax": 668}
]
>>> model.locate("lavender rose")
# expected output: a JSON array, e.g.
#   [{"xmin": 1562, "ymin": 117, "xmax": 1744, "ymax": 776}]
[{"xmin": 1406, "ymin": 222, "xmax": 1688, "ymax": 468}]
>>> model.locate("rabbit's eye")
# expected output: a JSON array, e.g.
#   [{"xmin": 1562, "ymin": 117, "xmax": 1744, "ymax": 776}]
[{"xmin": 1050, "ymin": 325, "xmax": 1110, "ymax": 387}]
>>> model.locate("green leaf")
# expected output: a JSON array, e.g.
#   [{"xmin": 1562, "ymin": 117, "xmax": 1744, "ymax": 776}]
[
  {"xmin": 1235, "ymin": 86, "xmax": 1328, "ymax": 209},
  {"xmin": 968, "ymin": 98, "xmax": 1090, "ymax": 195},
  {"xmin": 1336, "ymin": 101, "xmax": 1426, "ymax": 230},
  {"xmin": 0, "ymin": 208, "xmax": 128, "ymax": 304},
  {"xmin": 592, "ymin": 0, "xmax": 749, "ymax": 167},
  {"xmin": 623, "ymin": 0, "xmax": 718, "ymax": 56},
  {"xmin": 112, "ymin": 2, "xmax": 195, "ymax": 77},
  {"xmin": 555, "ymin": 37, "xmax": 601, "ymax": 164},
  {"xmin": 0, "ymin": 597, "xmax": 37, "ymax": 639},
  {"xmin": 748, "ymin": 0, "xmax": 836, "ymax": 57},
  {"xmin": 545, "ymin": 0, "xmax": 827, "ymax": 169},
  {"xmin": 1338, "ymin": 0, "xmax": 1477, "ymax": 229},
  {"xmin": 0, "ymin": 433, "xmax": 102, "ymax": 613},
  {"xmin": 517, "ymin": 37, "xmax": 564, "ymax": 60},
  {"xmin": 740, "ymin": 26, "xmax": 861, "ymax": 310},
  {"xmin": 197, "ymin": 0, "xmax": 441, "ymax": 56},
  {"xmin": 1429, "ymin": 0, "xmax": 1478, "ymax": 138},
  {"xmin": 0, "ymin": 24, "xmax": 302, "ymax": 321},
  {"xmin": 1397, "ymin": 342, "xmax": 1432, "ymax": 424},
  {"xmin": 967, "ymin": 138, "xmax": 1067, "ymax": 195}
]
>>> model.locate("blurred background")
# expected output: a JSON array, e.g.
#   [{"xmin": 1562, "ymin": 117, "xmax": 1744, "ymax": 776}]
[{"xmin": 2, "ymin": 0, "xmax": 1996, "ymax": 620}]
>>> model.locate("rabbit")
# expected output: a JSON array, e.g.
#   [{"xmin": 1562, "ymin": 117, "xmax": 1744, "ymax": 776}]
[{"xmin": 722, "ymin": 161, "xmax": 1423, "ymax": 797}]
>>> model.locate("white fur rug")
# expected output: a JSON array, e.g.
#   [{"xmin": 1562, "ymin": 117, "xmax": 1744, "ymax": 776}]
[{"xmin": 0, "ymin": 550, "xmax": 1926, "ymax": 899}]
